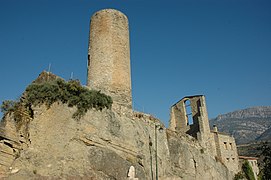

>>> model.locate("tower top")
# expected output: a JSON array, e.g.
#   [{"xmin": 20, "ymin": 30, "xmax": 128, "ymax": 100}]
[
  {"xmin": 91, "ymin": 9, "xmax": 128, "ymax": 19},
  {"xmin": 87, "ymin": 9, "xmax": 132, "ymax": 108}
]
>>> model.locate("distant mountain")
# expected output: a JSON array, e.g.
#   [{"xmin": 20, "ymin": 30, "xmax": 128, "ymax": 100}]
[
  {"xmin": 257, "ymin": 127, "xmax": 271, "ymax": 141},
  {"xmin": 209, "ymin": 106, "xmax": 271, "ymax": 145}
]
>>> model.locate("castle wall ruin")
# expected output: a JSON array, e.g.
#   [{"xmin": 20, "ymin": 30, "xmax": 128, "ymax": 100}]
[
  {"xmin": 169, "ymin": 95, "xmax": 239, "ymax": 174},
  {"xmin": 169, "ymin": 96, "xmax": 210, "ymax": 137}
]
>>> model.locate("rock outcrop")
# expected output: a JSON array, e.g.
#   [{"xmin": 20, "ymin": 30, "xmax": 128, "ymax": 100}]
[{"xmin": 0, "ymin": 102, "xmax": 234, "ymax": 179}]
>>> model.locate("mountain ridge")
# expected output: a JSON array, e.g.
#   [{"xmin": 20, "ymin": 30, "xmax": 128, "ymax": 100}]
[
  {"xmin": 215, "ymin": 106, "xmax": 271, "ymax": 120},
  {"xmin": 209, "ymin": 106, "xmax": 271, "ymax": 145}
]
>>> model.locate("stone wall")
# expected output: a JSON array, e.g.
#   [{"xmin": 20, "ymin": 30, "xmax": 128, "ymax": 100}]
[
  {"xmin": 169, "ymin": 95, "xmax": 216, "ymax": 156},
  {"xmin": 212, "ymin": 131, "xmax": 239, "ymax": 173},
  {"xmin": 167, "ymin": 130, "xmax": 233, "ymax": 180},
  {"xmin": 0, "ymin": 114, "xmax": 21, "ymax": 177},
  {"xmin": 87, "ymin": 9, "xmax": 132, "ymax": 108}
]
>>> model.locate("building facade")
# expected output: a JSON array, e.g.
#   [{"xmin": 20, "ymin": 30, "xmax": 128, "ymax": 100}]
[{"xmin": 169, "ymin": 95, "xmax": 239, "ymax": 174}]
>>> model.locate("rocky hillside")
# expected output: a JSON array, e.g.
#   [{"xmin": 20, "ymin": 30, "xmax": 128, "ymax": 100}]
[
  {"xmin": 257, "ymin": 126, "xmax": 271, "ymax": 141},
  {"xmin": 209, "ymin": 106, "xmax": 271, "ymax": 145},
  {"xmin": 0, "ymin": 102, "xmax": 234, "ymax": 179}
]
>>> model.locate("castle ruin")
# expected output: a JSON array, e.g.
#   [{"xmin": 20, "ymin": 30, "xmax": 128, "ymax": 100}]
[
  {"xmin": 169, "ymin": 95, "xmax": 239, "ymax": 172},
  {"xmin": 86, "ymin": 8, "xmax": 241, "ymax": 178},
  {"xmin": 0, "ymin": 8, "xmax": 258, "ymax": 179}
]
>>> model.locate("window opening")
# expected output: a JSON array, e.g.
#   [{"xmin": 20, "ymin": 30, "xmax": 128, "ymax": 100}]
[
  {"xmin": 185, "ymin": 100, "xmax": 193, "ymax": 125},
  {"xmin": 229, "ymin": 143, "xmax": 233, "ymax": 150},
  {"xmin": 88, "ymin": 55, "xmax": 90, "ymax": 66},
  {"xmin": 224, "ymin": 142, "xmax": 227, "ymax": 150}
]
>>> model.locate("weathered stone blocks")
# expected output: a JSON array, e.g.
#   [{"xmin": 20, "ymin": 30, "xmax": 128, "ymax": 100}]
[{"xmin": 87, "ymin": 9, "xmax": 132, "ymax": 108}]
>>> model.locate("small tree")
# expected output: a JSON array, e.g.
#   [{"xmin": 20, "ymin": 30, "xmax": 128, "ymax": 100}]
[
  {"xmin": 1, "ymin": 100, "xmax": 17, "ymax": 114},
  {"xmin": 242, "ymin": 160, "xmax": 255, "ymax": 180}
]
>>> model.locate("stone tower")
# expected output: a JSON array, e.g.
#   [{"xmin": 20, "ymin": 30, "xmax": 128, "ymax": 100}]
[{"xmin": 87, "ymin": 9, "xmax": 132, "ymax": 108}]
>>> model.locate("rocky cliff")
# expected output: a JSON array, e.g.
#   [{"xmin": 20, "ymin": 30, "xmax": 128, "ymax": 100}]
[
  {"xmin": 0, "ymin": 102, "xmax": 234, "ymax": 179},
  {"xmin": 0, "ymin": 71, "xmax": 238, "ymax": 179},
  {"xmin": 209, "ymin": 106, "xmax": 271, "ymax": 144}
]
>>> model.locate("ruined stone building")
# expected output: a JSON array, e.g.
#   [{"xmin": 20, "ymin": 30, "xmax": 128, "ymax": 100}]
[
  {"xmin": 0, "ymin": 8, "xmax": 255, "ymax": 179},
  {"xmin": 169, "ymin": 95, "xmax": 239, "ymax": 174}
]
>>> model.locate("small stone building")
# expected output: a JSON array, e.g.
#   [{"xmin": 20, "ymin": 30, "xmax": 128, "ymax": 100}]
[{"xmin": 211, "ymin": 127, "xmax": 239, "ymax": 172}]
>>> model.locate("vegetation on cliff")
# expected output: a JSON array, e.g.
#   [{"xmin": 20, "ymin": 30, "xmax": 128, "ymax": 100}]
[
  {"xmin": 1, "ymin": 100, "xmax": 17, "ymax": 114},
  {"xmin": 1, "ymin": 75, "xmax": 113, "ymax": 122},
  {"xmin": 234, "ymin": 160, "xmax": 256, "ymax": 180},
  {"xmin": 242, "ymin": 160, "xmax": 256, "ymax": 180},
  {"xmin": 258, "ymin": 142, "xmax": 271, "ymax": 180}
]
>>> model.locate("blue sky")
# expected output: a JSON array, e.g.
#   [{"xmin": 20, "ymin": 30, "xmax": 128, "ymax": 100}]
[{"xmin": 0, "ymin": 0, "xmax": 271, "ymax": 126}]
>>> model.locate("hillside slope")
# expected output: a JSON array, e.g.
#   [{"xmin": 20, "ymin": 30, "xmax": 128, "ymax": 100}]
[{"xmin": 209, "ymin": 106, "xmax": 271, "ymax": 144}]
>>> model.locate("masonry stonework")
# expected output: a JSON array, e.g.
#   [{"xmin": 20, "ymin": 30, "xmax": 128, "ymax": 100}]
[
  {"xmin": 211, "ymin": 130, "xmax": 239, "ymax": 173},
  {"xmin": 169, "ymin": 95, "xmax": 239, "ymax": 174},
  {"xmin": 87, "ymin": 9, "xmax": 132, "ymax": 108}
]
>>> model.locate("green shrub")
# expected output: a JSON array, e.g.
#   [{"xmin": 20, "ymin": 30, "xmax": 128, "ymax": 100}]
[
  {"xmin": 2, "ymin": 78, "xmax": 112, "ymax": 121},
  {"xmin": 242, "ymin": 160, "xmax": 255, "ymax": 180},
  {"xmin": 1, "ymin": 100, "xmax": 18, "ymax": 114},
  {"xmin": 24, "ymin": 79, "xmax": 112, "ymax": 119},
  {"xmin": 234, "ymin": 172, "xmax": 245, "ymax": 180}
]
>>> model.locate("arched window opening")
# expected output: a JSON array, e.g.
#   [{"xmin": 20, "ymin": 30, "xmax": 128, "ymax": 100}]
[{"xmin": 185, "ymin": 100, "xmax": 193, "ymax": 125}]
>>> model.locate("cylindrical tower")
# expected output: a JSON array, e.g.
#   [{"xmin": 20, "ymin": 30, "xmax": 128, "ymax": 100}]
[{"xmin": 87, "ymin": 9, "xmax": 132, "ymax": 108}]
